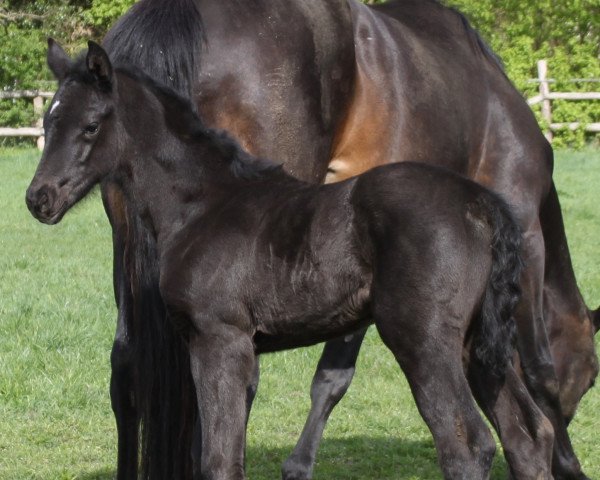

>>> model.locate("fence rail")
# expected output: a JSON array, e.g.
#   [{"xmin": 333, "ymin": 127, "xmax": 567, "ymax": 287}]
[
  {"xmin": 527, "ymin": 60, "xmax": 600, "ymax": 141},
  {"xmin": 0, "ymin": 91, "xmax": 54, "ymax": 99},
  {"xmin": 1, "ymin": 60, "xmax": 599, "ymax": 147},
  {"xmin": 0, "ymin": 90, "xmax": 54, "ymax": 149}
]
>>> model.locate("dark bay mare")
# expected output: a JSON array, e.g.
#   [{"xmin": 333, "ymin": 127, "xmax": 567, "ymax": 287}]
[
  {"xmin": 95, "ymin": 0, "xmax": 598, "ymax": 479},
  {"xmin": 27, "ymin": 41, "xmax": 559, "ymax": 480}
]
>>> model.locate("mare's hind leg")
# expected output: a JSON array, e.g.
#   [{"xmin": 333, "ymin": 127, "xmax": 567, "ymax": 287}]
[
  {"xmin": 102, "ymin": 184, "xmax": 138, "ymax": 480},
  {"xmin": 282, "ymin": 328, "xmax": 368, "ymax": 480},
  {"xmin": 111, "ymin": 315, "xmax": 138, "ymax": 480},
  {"xmin": 374, "ymin": 309, "xmax": 495, "ymax": 478},
  {"xmin": 467, "ymin": 360, "xmax": 554, "ymax": 479},
  {"xmin": 515, "ymin": 220, "xmax": 587, "ymax": 479}
]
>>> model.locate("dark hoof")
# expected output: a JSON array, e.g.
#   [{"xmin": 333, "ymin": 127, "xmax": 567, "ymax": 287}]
[
  {"xmin": 281, "ymin": 458, "xmax": 312, "ymax": 480},
  {"xmin": 553, "ymin": 471, "xmax": 591, "ymax": 480}
]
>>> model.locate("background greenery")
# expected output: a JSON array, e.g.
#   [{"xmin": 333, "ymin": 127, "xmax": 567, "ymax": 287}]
[
  {"xmin": 0, "ymin": 0, "xmax": 599, "ymax": 146},
  {"xmin": 1, "ymin": 1, "xmax": 598, "ymax": 478},
  {"xmin": 1, "ymin": 147, "xmax": 599, "ymax": 478}
]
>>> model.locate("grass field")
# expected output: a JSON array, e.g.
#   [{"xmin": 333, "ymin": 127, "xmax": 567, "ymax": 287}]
[{"xmin": 0, "ymin": 148, "xmax": 599, "ymax": 479}]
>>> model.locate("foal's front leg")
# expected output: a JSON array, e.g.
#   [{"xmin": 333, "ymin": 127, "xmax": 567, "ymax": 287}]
[{"xmin": 188, "ymin": 319, "xmax": 256, "ymax": 480}]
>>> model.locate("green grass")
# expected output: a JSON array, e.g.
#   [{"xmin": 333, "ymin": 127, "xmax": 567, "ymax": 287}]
[{"xmin": 0, "ymin": 148, "xmax": 599, "ymax": 479}]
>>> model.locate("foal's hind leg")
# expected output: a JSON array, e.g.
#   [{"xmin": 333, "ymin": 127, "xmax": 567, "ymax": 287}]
[
  {"xmin": 374, "ymin": 310, "xmax": 495, "ymax": 478},
  {"xmin": 467, "ymin": 360, "xmax": 554, "ymax": 479},
  {"xmin": 282, "ymin": 328, "xmax": 368, "ymax": 480}
]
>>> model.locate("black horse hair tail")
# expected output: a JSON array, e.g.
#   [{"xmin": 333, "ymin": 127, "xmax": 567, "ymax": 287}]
[
  {"xmin": 102, "ymin": 0, "xmax": 203, "ymax": 100},
  {"xmin": 130, "ymin": 214, "xmax": 197, "ymax": 480},
  {"xmin": 473, "ymin": 193, "xmax": 524, "ymax": 379},
  {"xmin": 103, "ymin": 1, "xmax": 203, "ymax": 478}
]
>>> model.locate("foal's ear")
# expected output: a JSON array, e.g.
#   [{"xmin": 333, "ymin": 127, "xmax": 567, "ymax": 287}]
[
  {"xmin": 593, "ymin": 308, "xmax": 600, "ymax": 335},
  {"xmin": 86, "ymin": 41, "xmax": 113, "ymax": 87},
  {"xmin": 47, "ymin": 38, "xmax": 72, "ymax": 81}
]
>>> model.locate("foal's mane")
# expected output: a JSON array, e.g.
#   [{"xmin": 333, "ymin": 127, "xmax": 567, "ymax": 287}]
[
  {"xmin": 122, "ymin": 67, "xmax": 285, "ymax": 180},
  {"xmin": 69, "ymin": 55, "xmax": 284, "ymax": 181}
]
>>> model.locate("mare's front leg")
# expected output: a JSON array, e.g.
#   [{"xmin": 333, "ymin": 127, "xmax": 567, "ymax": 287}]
[
  {"xmin": 102, "ymin": 184, "xmax": 138, "ymax": 480},
  {"xmin": 188, "ymin": 316, "xmax": 256, "ymax": 480},
  {"xmin": 467, "ymin": 360, "xmax": 554, "ymax": 479},
  {"xmin": 515, "ymin": 220, "xmax": 587, "ymax": 479},
  {"xmin": 282, "ymin": 328, "xmax": 367, "ymax": 480}
]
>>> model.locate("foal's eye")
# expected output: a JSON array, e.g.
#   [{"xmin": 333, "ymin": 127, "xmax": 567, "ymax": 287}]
[{"xmin": 84, "ymin": 123, "xmax": 99, "ymax": 135}]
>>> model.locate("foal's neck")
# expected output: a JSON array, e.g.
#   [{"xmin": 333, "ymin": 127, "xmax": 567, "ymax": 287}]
[{"xmin": 115, "ymin": 74, "xmax": 238, "ymax": 246}]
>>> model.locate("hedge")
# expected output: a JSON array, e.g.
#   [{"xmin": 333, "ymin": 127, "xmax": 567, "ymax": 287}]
[{"xmin": 1, "ymin": 0, "xmax": 598, "ymax": 146}]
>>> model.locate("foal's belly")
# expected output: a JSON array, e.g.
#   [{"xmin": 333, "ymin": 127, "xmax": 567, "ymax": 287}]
[{"xmin": 251, "ymin": 282, "xmax": 372, "ymax": 354}]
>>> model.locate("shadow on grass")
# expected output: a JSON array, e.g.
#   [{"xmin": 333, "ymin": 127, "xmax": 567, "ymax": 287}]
[
  {"xmin": 73, "ymin": 436, "xmax": 508, "ymax": 480},
  {"xmin": 77, "ymin": 469, "xmax": 116, "ymax": 480},
  {"xmin": 247, "ymin": 436, "xmax": 509, "ymax": 479}
]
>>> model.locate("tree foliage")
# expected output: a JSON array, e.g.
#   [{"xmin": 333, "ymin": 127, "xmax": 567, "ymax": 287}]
[
  {"xmin": 0, "ymin": 0, "xmax": 133, "ymax": 143},
  {"xmin": 0, "ymin": 0, "xmax": 598, "ymax": 146},
  {"xmin": 448, "ymin": 0, "xmax": 600, "ymax": 147}
]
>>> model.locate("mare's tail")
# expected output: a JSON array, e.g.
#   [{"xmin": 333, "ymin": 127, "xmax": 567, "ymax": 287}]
[
  {"xmin": 473, "ymin": 193, "xmax": 524, "ymax": 378},
  {"xmin": 130, "ymin": 216, "xmax": 197, "ymax": 479},
  {"xmin": 103, "ymin": 0, "xmax": 203, "ymax": 99},
  {"xmin": 103, "ymin": 1, "xmax": 204, "ymax": 479}
]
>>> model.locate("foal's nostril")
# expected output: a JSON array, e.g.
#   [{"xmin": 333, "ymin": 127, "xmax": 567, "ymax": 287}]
[{"xmin": 26, "ymin": 185, "xmax": 54, "ymax": 217}]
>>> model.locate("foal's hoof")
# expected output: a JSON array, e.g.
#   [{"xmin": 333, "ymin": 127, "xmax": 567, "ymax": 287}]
[
  {"xmin": 281, "ymin": 471, "xmax": 311, "ymax": 480},
  {"xmin": 553, "ymin": 470, "xmax": 591, "ymax": 480},
  {"xmin": 281, "ymin": 458, "xmax": 312, "ymax": 480}
]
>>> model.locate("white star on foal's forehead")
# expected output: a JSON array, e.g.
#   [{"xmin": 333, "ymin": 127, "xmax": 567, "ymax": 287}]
[{"xmin": 49, "ymin": 100, "xmax": 61, "ymax": 115}]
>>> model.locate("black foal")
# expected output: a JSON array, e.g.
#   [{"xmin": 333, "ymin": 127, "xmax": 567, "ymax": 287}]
[{"xmin": 26, "ymin": 41, "xmax": 554, "ymax": 480}]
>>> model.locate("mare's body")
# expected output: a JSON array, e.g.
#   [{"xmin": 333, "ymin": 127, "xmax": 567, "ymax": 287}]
[
  {"xmin": 27, "ymin": 44, "xmax": 555, "ymax": 479},
  {"xmin": 81, "ymin": 0, "xmax": 599, "ymax": 478}
]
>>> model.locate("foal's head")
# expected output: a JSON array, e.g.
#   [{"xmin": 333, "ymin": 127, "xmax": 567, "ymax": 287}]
[{"xmin": 26, "ymin": 40, "xmax": 119, "ymax": 224}]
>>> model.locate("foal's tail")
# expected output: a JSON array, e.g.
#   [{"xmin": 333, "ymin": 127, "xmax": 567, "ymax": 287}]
[{"xmin": 473, "ymin": 193, "xmax": 524, "ymax": 378}]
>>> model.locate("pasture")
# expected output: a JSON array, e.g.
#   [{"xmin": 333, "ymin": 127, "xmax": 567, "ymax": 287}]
[{"xmin": 1, "ymin": 147, "xmax": 599, "ymax": 479}]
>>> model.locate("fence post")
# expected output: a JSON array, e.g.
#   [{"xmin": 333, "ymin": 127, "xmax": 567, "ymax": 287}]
[
  {"xmin": 33, "ymin": 95, "xmax": 45, "ymax": 150},
  {"xmin": 537, "ymin": 60, "xmax": 553, "ymax": 142}
]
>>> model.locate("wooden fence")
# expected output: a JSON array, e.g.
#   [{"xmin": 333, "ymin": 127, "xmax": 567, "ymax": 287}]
[
  {"xmin": 1, "ymin": 60, "xmax": 599, "ymax": 148},
  {"xmin": 527, "ymin": 60, "xmax": 600, "ymax": 141},
  {"xmin": 0, "ymin": 90, "xmax": 54, "ymax": 149}
]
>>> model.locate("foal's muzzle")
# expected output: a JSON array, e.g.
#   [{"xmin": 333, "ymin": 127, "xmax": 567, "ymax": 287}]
[{"xmin": 25, "ymin": 184, "xmax": 63, "ymax": 224}]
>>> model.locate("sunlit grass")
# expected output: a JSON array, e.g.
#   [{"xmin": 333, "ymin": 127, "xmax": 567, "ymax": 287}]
[{"xmin": 0, "ymin": 148, "xmax": 598, "ymax": 479}]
